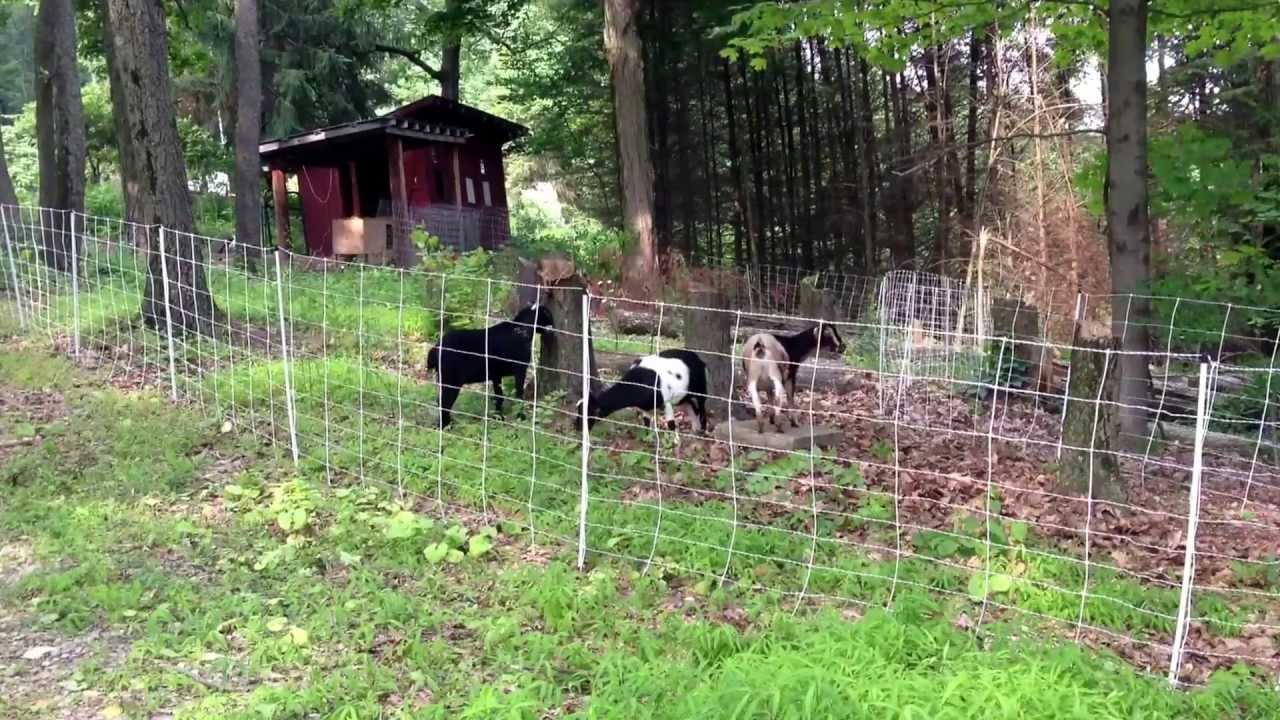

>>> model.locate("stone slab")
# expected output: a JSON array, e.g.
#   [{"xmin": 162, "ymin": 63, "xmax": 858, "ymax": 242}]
[{"xmin": 711, "ymin": 419, "xmax": 842, "ymax": 451}]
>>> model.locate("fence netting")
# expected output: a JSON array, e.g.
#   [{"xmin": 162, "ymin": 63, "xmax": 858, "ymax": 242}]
[{"xmin": 2, "ymin": 204, "xmax": 1279, "ymax": 689}]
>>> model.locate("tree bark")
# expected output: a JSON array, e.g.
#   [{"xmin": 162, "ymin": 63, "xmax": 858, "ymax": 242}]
[
  {"xmin": 0, "ymin": 126, "xmax": 17, "ymax": 208},
  {"xmin": 536, "ymin": 276, "xmax": 600, "ymax": 405},
  {"xmin": 100, "ymin": 0, "xmax": 142, "ymax": 224},
  {"xmin": 1060, "ymin": 334, "xmax": 1123, "ymax": 502},
  {"xmin": 964, "ymin": 29, "xmax": 980, "ymax": 236},
  {"xmin": 233, "ymin": 0, "xmax": 263, "ymax": 250},
  {"xmin": 681, "ymin": 288, "xmax": 733, "ymax": 423},
  {"xmin": 105, "ymin": 0, "xmax": 221, "ymax": 337},
  {"xmin": 1105, "ymin": 0, "xmax": 1153, "ymax": 447},
  {"xmin": 439, "ymin": 0, "xmax": 462, "ymax": 99},
  {"xmin": 603, "ymin": 0, "xmax": 658, "ymax": 295},
  {"xmin": 34, "ymin": 0, "xmax": 86, "ymax": 273},
  {"xmin": 722, "ymin": 58, "xmax": 752, "ymax": 270}
]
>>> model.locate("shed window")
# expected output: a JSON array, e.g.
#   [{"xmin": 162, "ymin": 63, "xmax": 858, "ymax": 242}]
[
  {"xmin": 482, "ymin": 181, "xmax": 492, "ymax": 207},
  {"xmin": 480, "ymin": 160, "xmax": 487, "ymax": 176},
  {"xmin": 465, "ymin": 177, "xmax": 476, "ymax": 204}
]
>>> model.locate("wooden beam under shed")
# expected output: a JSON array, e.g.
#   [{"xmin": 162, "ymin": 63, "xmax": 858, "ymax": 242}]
[
  {"xmin": 348, "ymin": 161, "xmax": 361, "ymax": 216},
  {"xmin": 271, "ymin": 168, "xmax": 290, "ymax": 250}
]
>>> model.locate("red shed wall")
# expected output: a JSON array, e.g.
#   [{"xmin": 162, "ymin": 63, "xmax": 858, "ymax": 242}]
[
  {"xmin": 455, "ymin": 142, "xmax": 508, "ymax": 209},
  {"xmin": 299, "ymin": 165, "xmax": 343, "ymax": 256}
]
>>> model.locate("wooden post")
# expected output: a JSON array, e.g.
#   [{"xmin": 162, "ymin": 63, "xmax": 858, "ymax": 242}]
[
  {"xmin": 682, "ymin": 287, "xmax": 734, "ymax": 423},
  {"xmin": 386, "ymin": 137, "xmax": 411, "ymax": 267},
  {"xmin": 452, "ymin": 145, "xmax": 463, "ymax": 207},
  {"xmin": 536, "ymin": 274, "xmax": 600, "ymax": 405},
  {"xmin": 348, "ymin": 161, "xmax": 361, "ymax": 216},
  {"xmin": 270, "ymin": 168, "xmax": 290, "ymax": 250}
]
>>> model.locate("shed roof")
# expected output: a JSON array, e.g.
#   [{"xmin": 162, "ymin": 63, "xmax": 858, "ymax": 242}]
[{"xmin": 258, "ymin": 96, "xmax": 527, "ymax": 165}]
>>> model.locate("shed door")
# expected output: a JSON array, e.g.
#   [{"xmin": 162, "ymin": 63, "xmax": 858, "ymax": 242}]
[
  {"xmin": 403, "ymin": 147, "xmax": 430, "ymax": 208},
  {"xmin": 299, "ymin": 165, "xmax": 342, "ymax": 257}
]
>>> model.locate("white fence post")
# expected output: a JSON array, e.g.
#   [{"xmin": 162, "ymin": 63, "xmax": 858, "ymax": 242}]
[
  {"xmin": 1, "ymin": 205, "xmax": 25, "ymax": 331},
  {"xmin": 273, "ymin": 248, "xmax": 301, "ymax": 466},
  {"xmin": 69, "ymin": 211, "xmax": 80, "ymax": 358},
  {"xmin": 156, "ymin": 226, "xmax": 179, "ymax": 402},
  {"xmin": 577, "ymin": 289, "xmax": 591, "ymax": 570},
  {"xmin": 1168, "ymin": 361, "xmax": 1210, "ymax": 686}
]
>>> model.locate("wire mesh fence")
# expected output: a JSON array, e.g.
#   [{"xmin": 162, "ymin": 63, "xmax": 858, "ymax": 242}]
[{"xmin": 2, "ymin": 203, "xmax": 1280, "ymax": 689}]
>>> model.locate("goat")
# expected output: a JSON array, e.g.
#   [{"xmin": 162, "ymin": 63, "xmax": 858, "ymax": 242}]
[
  {"xmin": 741, "ymin": 324, "xmax": 845, "ymax": 432},
  {"xmin": 426, "ymin": 304, "xmax": 555, "ymax": 429},
  {"xmin": 576, "ymin": 349, "xmax": 709, "ymax": 438}
]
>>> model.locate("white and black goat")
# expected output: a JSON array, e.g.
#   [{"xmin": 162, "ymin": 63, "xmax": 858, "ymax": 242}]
[
  {"xmin": 426, "ymin": 304, "xmax": 555, "ymax": 429},
  {"xmin": 576, "ymin": 349, "xmax": 709, "ymax": 436},
  {"xmin": 741, "ymin": 324, "xmax": 845, "ymax": 432}
]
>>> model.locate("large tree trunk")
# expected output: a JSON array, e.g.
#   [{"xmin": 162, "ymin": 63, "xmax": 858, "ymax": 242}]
[
  {"xmin": 105, "ymin": 0, "xmax": 221, "ymax": 337},
  {"xmin": 99, "ymin": 0, "xmax": 142, "ymax": 224},
  {"xmin": 0, "ymin": 126, "xmax": 17, "ymax": 208},
  {"xmin": 34, "ymin": 0, "xmax": 86, "ymax": 273},
  {"xmin": 439, "ymin": 0, "xmax": 461, "ymax": 100},
  {"xmin": 603, "ymin": 0, "xmax": 658, "ymax": 295},
  {"xmin": 1106, "ymin": 0, "xmax": 1153, "ymax": 447},
  {"xmin": 233, "ymin": 0, "xmax": 263, "ymax": 249},
  {"xmin": 1060, "ymin": 333, "xmax": 1124, "ymax": 502}
]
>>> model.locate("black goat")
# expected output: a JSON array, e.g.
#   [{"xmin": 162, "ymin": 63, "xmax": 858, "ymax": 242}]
[
  {"xmin": 426, "ymin": 304, "xmax": 555, "ymax": 428},
  {"xmin": 576, "ymin": 348, "xmax": 709, "ymax": 435}
]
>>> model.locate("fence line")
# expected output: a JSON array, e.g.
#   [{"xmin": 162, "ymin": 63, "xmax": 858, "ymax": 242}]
[{"xmin": 2, "ymin": 204, "xmax": 1280, "ymax": 688}]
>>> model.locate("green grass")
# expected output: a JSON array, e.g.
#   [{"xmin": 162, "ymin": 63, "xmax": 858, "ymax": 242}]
[
  {"xmin": 3, "ymin": 347, "xmax": 1280, "ymax": 718},
  {"xmin": 5, "ymin": 248, "xmax": 1280, "ymax": 716}
]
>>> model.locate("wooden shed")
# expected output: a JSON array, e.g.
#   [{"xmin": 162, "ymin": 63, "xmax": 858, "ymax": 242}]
[{"xmin": 258, "ymin": 95, "xmax": 527, "ymax": 264}]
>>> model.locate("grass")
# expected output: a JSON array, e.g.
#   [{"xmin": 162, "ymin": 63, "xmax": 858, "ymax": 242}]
[
  {"xmin": 2, "ymin": 348, "xmax": 1279, "ymax": 718},
  {"xmin": 5, "ymin": 248, "xmax": 1280, "ymax": 715}
]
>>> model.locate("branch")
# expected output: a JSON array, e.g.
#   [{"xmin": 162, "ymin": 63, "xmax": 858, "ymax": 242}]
[{"xmin": 360, "ymin": 44, "xmax": 443, "ymax": 80}]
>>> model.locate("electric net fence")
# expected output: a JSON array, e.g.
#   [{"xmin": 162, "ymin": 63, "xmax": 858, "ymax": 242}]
[{"xmin": 2, "ymin": 203, "xmax": 1279, "ymax": 689}]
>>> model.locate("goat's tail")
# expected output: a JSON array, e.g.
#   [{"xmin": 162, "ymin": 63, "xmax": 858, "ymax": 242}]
[
  {"xmin": 750, "ymin": 340, "xmax": 768, "ymax": 359},
  {"xmin": 426, "ymin": 346, "xmax": 440, "ymax": 372}
]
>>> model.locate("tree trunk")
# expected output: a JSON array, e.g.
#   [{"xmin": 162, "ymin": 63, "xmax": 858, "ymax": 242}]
[
  {"xmin": 1060, "ymin": 333, "xmax": 1123, "ymax": 502},
  {"xmin": 603, "ymin": 0, "xmax": 658, "ymax": 295},
  {"xmin": 439, "ymin": 0, "xmax": 462, "ymax": 100},
  {"xmin": 681, "ymin": 288, "xmax": 733, "ymax": 423},
  {"xmin": 105, "ymin": 0, "xmax": 221, "ymax": 337},
  {"xmin": 233, "ymin": 0, "xmax": 263, "ymax": 249},
  {"xmin": 34, "ymin": 0, "xmax": 86, "ymax": 273},
  {"xmin": 0, "ymin": 126, "xmax": 17, "ymax": 208},
  {"xmin": 858, "ymin": 59, "xmax": 879, "ymax": 272},
  {"xmin": 1106, "ymin": 0, "xmax": 1153, "ymax": 447},
  {"xmin": 536, "ymin": 276, "xmax": 600, "ymax": 405},
  {"xmin": 722, "ymin": 59, "xmax": 752, "ymax": 270},
  {"xmin": 964, "ymin": 29, "xmax": 980, "ymax": 235},
  {"xmin": 100, "ymin": 0, "xmax": 142, "ymax": 224}
]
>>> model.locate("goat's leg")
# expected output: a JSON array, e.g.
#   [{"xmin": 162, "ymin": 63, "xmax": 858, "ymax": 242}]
[
  {"xmin": 662, "ymin": 401, "xmax": 681, "ymax": 446},
  {"xmin": 512, "ymin": 366, "xmax": 528, "ymax": 418},
  {"xmin": 687, "ymin": 396, "xmax": 707, "ymax": 433},
  {"xmin": 490, "ymin": 377, "xmax": 506, "ymax": 418},
  {"xmin": 770, "ymin": 373, "xmax": 789, "ymax": 432},
  {"xmin": 785, "ymin": 368, "xmax": 800, "ymax": 428},
  {"xmin": 438, "ymin": 384, "xmax": 460, "ymax": 430},
  {"xmin": 748, "ymin": 381, "xmax": 766, "ymax": 433}
]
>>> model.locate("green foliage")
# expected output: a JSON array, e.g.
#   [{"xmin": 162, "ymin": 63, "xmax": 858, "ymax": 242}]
[
  {"xmin": 0, "ymin": 5, "xmax": 34, "ymax": 116},
  {"xmin": 179, "ymin": 117, "xmax": 232, "ymax": 190},
  {"xmin": 509, "ymin": 194, "xmax": 630, "ymax": 278}
]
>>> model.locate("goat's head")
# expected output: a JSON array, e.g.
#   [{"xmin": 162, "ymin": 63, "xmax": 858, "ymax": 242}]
[
  {"xmin": 812, "ymin": 323, "xmax": 846, "ymax": 356},
  {"xmin": 513, "ymin": 303, "xmax": 555, "ymax": 335}
]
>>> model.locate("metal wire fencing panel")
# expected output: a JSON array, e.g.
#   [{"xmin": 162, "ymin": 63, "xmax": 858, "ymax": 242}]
[{"xmin": 2, "ymin": 203, "xmax": 1280, "ymax": 689}]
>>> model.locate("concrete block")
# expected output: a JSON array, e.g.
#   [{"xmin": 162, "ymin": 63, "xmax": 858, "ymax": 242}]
[{"xmin": 712, "ymin": 419, "xmax": 842, "ymax": 451}]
